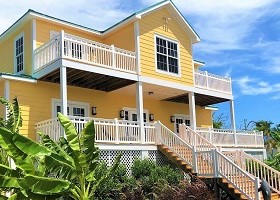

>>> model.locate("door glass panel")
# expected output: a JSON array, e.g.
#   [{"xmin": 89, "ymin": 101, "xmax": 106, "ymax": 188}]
[
  {"xmin": 132, "ymin": 113, "xmax": 137, "ymax": 121},
  {"xmin": 175, "ymin": 118, "xmax": 183, "ymax": 133},
  {"xmin": 56, "ymin": 106, "xmax": 69, "ymax": 115},
  {"xmin": 73, "ymin": 107, "xmax": 85, "ymax": 117}
]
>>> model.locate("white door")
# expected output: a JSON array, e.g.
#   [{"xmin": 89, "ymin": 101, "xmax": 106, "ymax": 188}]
[
  {"xmin": 128, "ymin": 111, "xmax": 147, "ymax": 122},
  {"xmin": 53, "ymin": 100, "xmax": 89, "ymax": 118},
  {"xmin": 174, "ymin": 115, "xmax": 190, "ymax": 134}
]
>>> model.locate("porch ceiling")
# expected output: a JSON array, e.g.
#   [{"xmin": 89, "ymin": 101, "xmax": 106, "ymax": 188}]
[
  {"xmin": 39, "ymin": 68, "xmax": 136, "ymax": 92},
  {"xmin": 163, "ymin": 93, "xmax": 229, "ymax": 106}
]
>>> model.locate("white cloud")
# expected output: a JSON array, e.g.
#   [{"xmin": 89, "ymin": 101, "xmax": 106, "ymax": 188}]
[
  {"xmin": 141, "ymin": 0, "xmax": 280, "ymax": 53},
  {"xmin": 0, "ymin": 0, "xmax": 133, "ymax": 34},
  {"xmin": 234, "ymin": 76, "xmax": 280, "ymax": 96}
]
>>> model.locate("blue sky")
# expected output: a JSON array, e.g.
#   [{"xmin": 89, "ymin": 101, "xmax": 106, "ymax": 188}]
[{"xmin": 1, "ymin": 0, "xmax": 280, "ymax": 128}]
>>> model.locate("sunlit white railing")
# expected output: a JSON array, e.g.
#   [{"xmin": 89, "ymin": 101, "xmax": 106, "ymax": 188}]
[
  {"xmin": 34, "ymin": 31, "xmax": 137, "ymax": 74},
  {"xmin": 194, "ymin": 69, "xmax": 232, "ymax": 94},
  {"xmin": 160, "ymin": 122, "xmax": 259, "ymax": 199},
  {"xmin": 224, "ymin": 150, "xmax": 280, "ymax": 194},
  {"xmin": 196, "ymin": 127, "xmax": 264, "ymax": 147},
  {"xmin": 35, "ymin": 116, "xmax": 155, "ymax": 144}
]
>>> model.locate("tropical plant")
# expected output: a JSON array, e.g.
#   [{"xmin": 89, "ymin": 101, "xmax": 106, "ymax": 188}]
[
  {"xmin": 255, "ymin": 120, "xmax": 277, "ymax": 151},
  {"xmin": 0, "ymin": 106, "xmax": 121, "ymax": 199}
]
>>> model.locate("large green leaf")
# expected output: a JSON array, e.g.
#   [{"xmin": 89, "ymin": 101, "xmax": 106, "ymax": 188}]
[
  {"xmin": 12, "ymin": 133, "xmax": 52, "ymax": 158},
  {"xmin": 0, "ymin": 175, "xmax": 20, "ymax": 188},
  {"xmin": 0, "ymin": 127, "xmax": 35, "ymax": 174},
  {"xmin": 80, "ymin": 121, "xmax": 99, "ymax": 169},
  {"xmin": 38, "ymin": 132, "xmax": 75, "ymax": 166},
  {"xmin": 57, "ymin": 113, "xmax": 80, "ymax": 153},
  {"xmin": 19, "ymin": 175, "xmax": 71, "ymax": 195},
  {"xmin": 0, "ymin": 97, "xmax": 22, "ymax": 133},
  {"xmin": 0, "ymin": 164, "xmax": 19, "ymax": 177}
]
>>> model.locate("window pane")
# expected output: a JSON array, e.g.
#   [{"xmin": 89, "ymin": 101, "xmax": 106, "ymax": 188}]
[
  {"xmin": 168, "ymin": 57, "xmax": 178, "ymax": 74},
  {"xmin": 157, "ymin": 54, "xmax": 167, "ymax": 71}
]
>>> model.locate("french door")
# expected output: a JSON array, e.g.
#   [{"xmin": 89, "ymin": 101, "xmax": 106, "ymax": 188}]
[{"xmin": 174, "ymin": 115, "xmax": 190, "ymax": 134}]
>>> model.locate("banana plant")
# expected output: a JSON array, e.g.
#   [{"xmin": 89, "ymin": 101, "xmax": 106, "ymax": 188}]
[{"xmin": 0, "ymin": 102, "xmax": 121, "ymax": 200}]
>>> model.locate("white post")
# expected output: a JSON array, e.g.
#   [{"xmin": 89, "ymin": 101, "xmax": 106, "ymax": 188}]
[
  {"xmin": 60, "ymin": 66, "xmax": 67, "ymax": 117},
  {"xmin": 212, "ymin": 149, "xmax": 219, "ymax": 177},
  {"xmin": 155, "ymin": 121, "xmax": 161, "ymax": 145},
  {"xmin": 254, "ymin": 177, "xmax": 260, "ymax": 200},
  {"xmin": 32, "ymin": 19, "xmax": 36, "ymax": 74},
  {"xmin": 111, "ymin": 45, "xmax": 116, "ymax": 68},
  {"xmin": 136, "ymin": 81, "xmax": 145, "ymax": 144},
  {"xmin": 188, "ymin": 92, "xmax": 197, "ymax": 131},
  {"xmin": 114, "ymin": 118, "xmax": 119, "ymax": 144},
  {"xmin": 60, "ymin": 30, "xmax": 65, "ymax": 58},
  {"xmin": 229, "ymin": 100, "xmax": 237, "ymax": 146},
  {"xmin": 134, "ymin": 21, "xmax": 141, "ymax": 75}
]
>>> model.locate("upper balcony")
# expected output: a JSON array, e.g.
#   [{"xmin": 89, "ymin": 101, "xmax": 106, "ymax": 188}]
[
  {"xmin": 33, "ymin": 32, "xmax": 232, "ymax": 95},
  {"xmin": 194, "ymin": 69, "xmax": 232, "ymax": 95},
  {"xmin": 33, "ymin": 32, "xmax": 137, "ymax": 76}
]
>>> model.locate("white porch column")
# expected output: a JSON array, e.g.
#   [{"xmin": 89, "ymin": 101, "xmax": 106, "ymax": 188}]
[
  {"xmin": 136, "ymin": 81, "xmax": 145, "ymax": 144},
  {"xmin": 188, "ymin": 92, "xmax": 197, "ymax": 131},
  {"xmin": 229, "ymin": 100, "xmax": 237, "ymax": 145},
  {"xmin": 60, "ymin": 66, "xmax": 67, "ymax": 116}
]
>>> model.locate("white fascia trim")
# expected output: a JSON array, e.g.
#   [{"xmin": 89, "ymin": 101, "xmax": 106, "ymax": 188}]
[
  {"xmin": 0, "ymin": 75, "xmax": 37, "ymax": 83},
  {"xmin": 136, "ymin": 1, "xmax": 170, "ymax": 17},
  {"xmin": 221, "ymin": 147, "xmax": 266, "ymax": 152},
  {"xmin": 30, "ymin": 13, "xmax": 101, "ymax": 36},
  {"xmin": 193, "ymin": 60, "xmax": 205, "ymax": 66},
  {"xmin": 140, "ymin": 75, "xmax": 193, "ymax": 92},
  {"xmin": 97, "ymin": 144, "xmax": 157, "ymax": 151},
  {"xmin": 32, "ymin": 59, "xmax": 61, "ymax": 78},
  {"xmin": 140, "ymin": 76, "xmax": 233, "ymax": 100},
  {"xmin": 168, "ymin": 3, "xmax": 200, "ymax": 43},
  {"xmin": 62, "ymin": 59, "xmax": 138, "ymax": 81},
  {"xmin": 102, "ymin": 15, "xmax": 140, "ymax": 36}
]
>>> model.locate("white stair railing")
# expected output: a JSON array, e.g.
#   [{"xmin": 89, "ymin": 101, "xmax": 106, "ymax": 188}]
[
  {"xmin": 224, "ymin": 150, "xmax": 280, "ymax": 194},
  {"xmin": 160, "ymin": 123, "xmax": 260, "ymax": 200}
]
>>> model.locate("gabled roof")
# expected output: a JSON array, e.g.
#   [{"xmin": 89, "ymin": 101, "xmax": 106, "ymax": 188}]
[{"xmin": 0, "ymin": 0, "xmax": 200, "ymax": 42}]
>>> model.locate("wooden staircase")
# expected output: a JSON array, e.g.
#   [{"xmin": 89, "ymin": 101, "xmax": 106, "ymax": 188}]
[{"xmin": 156, "ymin": 122, "xmax": 280, "ymax": 200}]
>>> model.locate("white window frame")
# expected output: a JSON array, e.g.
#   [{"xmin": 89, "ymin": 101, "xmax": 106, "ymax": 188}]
[
  {"xmin": 154, "ymin": 34, "xmax": 181, "ymax": 77},
  {"xmin": 14, "ymin": 32, "xmax": 24, "ymax": 74},
  {"xmin": 121, "ymin": 107, "xmax": 149, "ymax": 122},
  {"xmin": 173, "ymin": 114, "xmax": 190, "ymax": 134},
  {"xmin": 52, "ymin": 98, "xmax": 89, "ymax": 118}
]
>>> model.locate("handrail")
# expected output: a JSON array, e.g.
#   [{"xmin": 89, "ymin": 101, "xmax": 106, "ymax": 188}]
[
  {"xmin": 196, "ymin": 127, "xmax": 264, "ymax": 147},
  {"xmin": 157, "ymin": 122, "xmax": 194, "ymax": 168},
  {"xmin": 225, "ymin": 150, "xmax": 280, "ymax": 194},
  {"xmin": 178, "ymin": 123, "xmax": 259, "ymax": 199},
  {"xmin": 194, "ymin": 69, "xmax": 232, "ymax": 94},
  {"xmin": 34, "ymin": 32, "xmax": 137, "ymax": 74},
  {"xmin": 216, "ymin": 150, "xmax": 258, "ymax": 199},
  {"xmin": 35, "ymin": 117, "xmax": 156, "ymax": 144}
]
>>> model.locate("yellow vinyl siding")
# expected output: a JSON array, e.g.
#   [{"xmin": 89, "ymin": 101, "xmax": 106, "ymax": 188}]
[
  {"xmin": 36, "ymin": 19, "xmax": 103, "ymax": 48},
  {"xmin": 0, "ymin": 21, "xmax": 32, "ymax": 75},
  {"xmin": 104, "ymin": 23, "xmax": 135, "ymax": 51},
  {"xmin": 139, "ymin": 8, "xmax": 193, "ymax": 85},
  {"xmin": 9, "ymin": 80, "xmax": 212, "ymax": 140}
]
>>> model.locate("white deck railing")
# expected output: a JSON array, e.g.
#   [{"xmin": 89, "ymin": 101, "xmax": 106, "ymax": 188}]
[
  {"xmin": 194, "ymin": 69, "xmax": 232, "ymax": 94},
  {"xmin": 224, "ymin": 150, "xmax": 280, "ymax": 194},
  {"xmin": 163, "ymin": 123, "xmax": 259, "ymax": 199},
  {"xmin": 35, "ymin": 116, "xmax": 155, "ymax": 144},
  {"xmin": 34, "ymin": 31, "xmax": 137, "ymax": 74},
  {"xmin": 196, "ymin": 127, "xmax": 264, "ymax": 148}
]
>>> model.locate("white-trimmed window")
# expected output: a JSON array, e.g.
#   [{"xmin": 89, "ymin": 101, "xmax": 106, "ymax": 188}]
[
  {"xmin": 14, "ymin": 33, "xmax": 24, "ymax": 74},
  {"xmin": 174, "ymin": 114, "xmax": 190, "ymax": 134},
  {"xmin": 155, "ymin": 35, "xmax": 179, "ymax": 75},
  {"xmin": 52, "ymin": 99, "xmax": 89, "ymax": 118}
]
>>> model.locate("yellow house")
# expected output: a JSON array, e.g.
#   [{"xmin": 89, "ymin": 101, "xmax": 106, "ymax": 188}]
[{"xmin": 1, "ymin": 1, "xmax": 279, "ymax": 199}]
